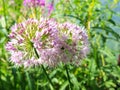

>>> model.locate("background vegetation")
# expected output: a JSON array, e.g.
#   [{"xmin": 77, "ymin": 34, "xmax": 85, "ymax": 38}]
[{"xmin": 0, "ymin": 0, "xmax": 120, "ymax": 90}]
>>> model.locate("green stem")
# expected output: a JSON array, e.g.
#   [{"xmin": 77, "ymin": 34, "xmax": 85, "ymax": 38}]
[
  {"xmin": 26, "ymin": 72, "xmax": 32, "ymax": 90},
  {"xmin": 41, "ymin": 65, "xmax": 54, "ymax": 87},
  {"xmin": 34, "ymin": 7, "xmax": 37, "ymax": 19},
  {"xmin": 30, "ymin": 7, "xmax": 36, "ymax": 18},
  {"xmin": 0, "ymin": 60, "xmax": 3, "ymax": 89},
  {"xmin": 2, "ymin": 0, "xmax": 8, "ymax": 30},
  {"xmin": 64, "ymin": 65, "xmax": 72, "ymax": 90},
  {"xmin": 33, "ymin": 44, "xmax": 54, "ymax": 88}
]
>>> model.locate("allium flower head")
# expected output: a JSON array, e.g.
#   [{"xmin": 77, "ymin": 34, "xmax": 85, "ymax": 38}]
[{"xmin": 6, "ymin": 18, "xmax": 89, "ymax": 67}]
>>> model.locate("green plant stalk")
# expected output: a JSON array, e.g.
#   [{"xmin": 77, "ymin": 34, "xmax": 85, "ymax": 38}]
[
  {"xmin": 26, "ymin": 72, "xmax": 33, "ymax": 90},
  {"xmin": 2, "ymin": 0, "xmax": 8, "ymax": 30},
  {"xmin": 34, "ymin": 7, "xmax": 37, "ymax": 18},
  {"xmin": 101, "ymin": 54, "xmax": 105, "ymax": 66},
  {"xmin": 30, "ymin": 7, "xmax": 36, "ymax": 18},
  {"xmin": 41, "ymin": 64, "xmax": 54, "ymax": 86},
  {"xmin": 0, "ymin": 60, "xmax": 3, "ymax": 89},
  {"xmin": 64, "ymin": 65, "xmax": 72, "ymax": 90},
  {"xmin": 86, "ymin": 0, "xmax": 95, "ymax": 37},
  {"xmin": 33, "ymin": 45, "xmax": 54, "ymax": 88},
  {"xmin": 36, "ymin": 80, "xmax": 39, "ymax": 90},
  {"xmin": 12, "ymin": 68, "xmax": 17, "ymax": 89}
]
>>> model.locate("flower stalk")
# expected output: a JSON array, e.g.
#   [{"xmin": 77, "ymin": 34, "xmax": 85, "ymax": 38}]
[
  {"xmin": 86, "ymin": 0, "xmax": 95, "ymax": 37},
  {"xmin": 33, "ymin": 42, "xmax": 54, "ymax": 88},
  {"xmin": 64, "ymin": 65, "xmax": 72, "ymax": 90}
]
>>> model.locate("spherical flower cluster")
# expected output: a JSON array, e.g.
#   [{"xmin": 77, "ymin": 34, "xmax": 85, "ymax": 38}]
[{"xmin": 6, "ymin": 18, "xmax": 89, "ymax": 67}]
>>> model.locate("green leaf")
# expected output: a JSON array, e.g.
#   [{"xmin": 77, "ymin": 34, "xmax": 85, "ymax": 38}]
[
  {"xmin": 104, "ymin": 80, "xmax": 116, "ymax": 88},
  {"xmin": 60, "ymin": 81, "xmax": 69, "ymax": 90}
]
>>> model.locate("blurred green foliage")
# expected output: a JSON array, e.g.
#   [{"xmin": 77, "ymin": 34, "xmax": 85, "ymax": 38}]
[{"xmin": 0, "ymin": 0, "xmax": 120, "ymax": 90}]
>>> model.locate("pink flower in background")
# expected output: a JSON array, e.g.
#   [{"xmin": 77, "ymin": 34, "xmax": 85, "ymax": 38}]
[
  {"xmin": 23, "ymin": 0, "xmax": 54, "ymax": 16},
  {"xmin": 38, "ymin": 0, "xmax": 45, "ymax": 6},
  {"xmin": 6, "ymin": 18, "xmax": 89, "ymax": 67},
  {"xmin": 23, "ymin": 0, "xmax": 45, "ymax": 7},
  {"xmin": 48, "ymin": 2, "xmax": 54, "ymax": 15}
]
